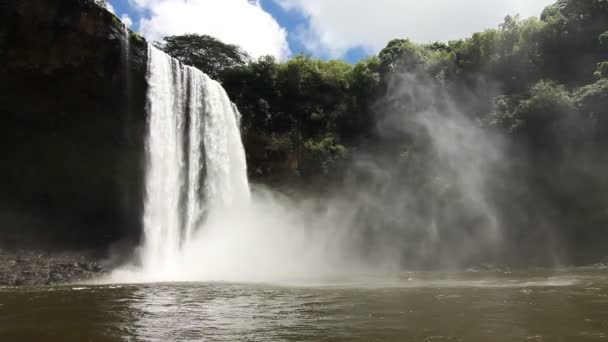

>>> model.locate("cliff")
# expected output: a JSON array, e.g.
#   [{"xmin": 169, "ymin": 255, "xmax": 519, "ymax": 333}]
[{"xmin": 0, "ymin": 0, "xmax": 149, "ymax": 254}]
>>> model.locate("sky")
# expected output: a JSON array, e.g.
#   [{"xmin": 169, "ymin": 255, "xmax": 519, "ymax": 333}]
[{"xmin": 107, "ymin": 0, "xmax": 556, "ymax": 63}]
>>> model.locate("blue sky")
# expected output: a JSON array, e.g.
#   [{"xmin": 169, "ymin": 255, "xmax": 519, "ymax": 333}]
[
  {"xmin": 253, "ymin": 1, "xmax": 369, "ymax": 62},
  {"xmin": 106, "ymin": 0, "xmax": 554, "ymax": 63}
]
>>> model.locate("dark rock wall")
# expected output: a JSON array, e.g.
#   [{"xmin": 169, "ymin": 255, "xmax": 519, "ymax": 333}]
[{"xmin": 0, "ymin": 0, "xmax": 149, "ymax": 254}]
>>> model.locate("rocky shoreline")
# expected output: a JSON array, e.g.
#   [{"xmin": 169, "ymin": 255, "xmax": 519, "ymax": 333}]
[{"xmin": 0, "ymin": 250, "xmax": 108, "ymax": 286}]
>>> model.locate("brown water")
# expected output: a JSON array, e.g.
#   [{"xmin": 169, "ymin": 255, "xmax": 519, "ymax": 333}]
[{"xmin": 1, "ymin": 269, "xmax": 608, "ymax": 341}]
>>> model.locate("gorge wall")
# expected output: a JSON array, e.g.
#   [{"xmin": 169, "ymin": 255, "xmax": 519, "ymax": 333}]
[{"xmin": 0, "ymin": 0, "xmax": 148, "ymax": 254}]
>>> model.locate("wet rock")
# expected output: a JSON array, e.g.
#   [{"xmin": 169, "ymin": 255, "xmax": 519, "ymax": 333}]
[
  {"xmin": 0, "ymin": 0, "xmax": 148, "ymax": 252},
  {"xmin": 0, "ymin": 249, "xmax": 109, "ymax": 286}
]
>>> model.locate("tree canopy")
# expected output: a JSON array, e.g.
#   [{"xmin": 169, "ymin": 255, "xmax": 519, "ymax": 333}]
[{"xmin": 157, "ymin": 34, "xmax": 250, "ymax": 79}]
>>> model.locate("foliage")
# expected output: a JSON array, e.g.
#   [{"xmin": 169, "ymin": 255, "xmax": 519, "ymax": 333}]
[
  {"xmin": 510, "ymin": 81, "xmax": 575, "ymax": 140},
  {"xmin": 129, "ymin": 31, "xmax": 144, "ymax": 43},
  {"xmin": 594, "ymin": 61, "xmax": 608, "ymax": 79},
  {"xmin": 378, "ymin": 39, "xmax": 428, "ymax": 74},
  {"xmin": 157, "ymin": 34, "xmax": 250, "ymax": 79},
  {"xmin": 575, "ymin": 78, "xmax": 608, "ymax": 121},
  {"xmin": 220, "ymin": 54, "xmax": 357, "ymax": 182},
  {"xmin": 600, "ymin": 31, "xmax": 608, "ymax": 48},
  {"xmin": 539, "ymin": 0, "xmax": 608, "ymax": 83}
]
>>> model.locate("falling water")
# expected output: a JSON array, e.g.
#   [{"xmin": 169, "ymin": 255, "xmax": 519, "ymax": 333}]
[
  {"xmin": 121, "ymin": 23, "xmax": 131, "ymax": 100},
  {"xmin": 121, "ymin": 23, "xmax": 133, "ymax": 136},
  {"xmin": 122, "ymin": 23, "xmax": 130, "ymax": 68},
  {"xmin": 140, "ymin": 46, "xmax": 250, "ymax": 275}
]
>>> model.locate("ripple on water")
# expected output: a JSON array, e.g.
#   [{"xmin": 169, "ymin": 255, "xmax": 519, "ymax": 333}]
[{"xmin": 0, "ymin": 271, "xmax": 606, "ymax": 341}]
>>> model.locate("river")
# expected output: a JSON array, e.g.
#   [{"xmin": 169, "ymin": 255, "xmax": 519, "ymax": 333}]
[{"xmin": 1, "ymin": 269, "xmax": 607, "ymax": 341}]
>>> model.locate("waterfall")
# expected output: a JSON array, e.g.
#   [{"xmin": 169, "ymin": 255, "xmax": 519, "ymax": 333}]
[
  {"xmin": 140, "ymin": 46, "xmax": 250, "ymax": 274},
  {"xmin": 122, "ymin": 23, "xmax": 130, "ymax": 68},
  {"xmin": 122, "ymin": 23, "xmax": 132, "ymax": 139}
]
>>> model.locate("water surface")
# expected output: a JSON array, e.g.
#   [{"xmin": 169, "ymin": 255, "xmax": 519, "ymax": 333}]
[{"xmin": 1, "ymin": 270, "xmax": 608, "ymax": 341}]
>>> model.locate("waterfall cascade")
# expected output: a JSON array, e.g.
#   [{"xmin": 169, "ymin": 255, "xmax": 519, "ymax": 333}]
[
  {"xmin": 122, "ymin": 24, "xmax": 132, "ymax": 142},
  {"xmin": 122, "ymin": 24, "xmax": 130, "ymax": 68},
  {"xmin": 140, "ymin": 46, "xmax": 250, "ymax": 274}
]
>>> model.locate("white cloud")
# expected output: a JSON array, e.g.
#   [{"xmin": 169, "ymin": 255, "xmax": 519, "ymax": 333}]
[
  {"xmin": 121, "ymin": 14, "xmax": 133, "ymax": 28},
  {"xmin": 276, "ymin": 0, "xmax": 555, "ymax": 57},
  {"xmin": 133, "ymin": 0, "xmax": 290, "ymax": 59},
  {"xmin": 105, "ymin": 2, "xmax": 115, "ymax": 14}
]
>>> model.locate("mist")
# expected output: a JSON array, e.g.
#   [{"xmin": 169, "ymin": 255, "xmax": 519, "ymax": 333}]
[
  {"xmin": 334, "ymin": 71, "xmax": 512, "ymax": 270},
  {"xmin": 107, "ymin": 67, "xmax": 540, "ymax": 284}
]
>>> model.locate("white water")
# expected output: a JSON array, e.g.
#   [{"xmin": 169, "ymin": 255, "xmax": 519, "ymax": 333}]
[
  {"xmin": 138, "ymin": 46, "xmax": 250, "ymax": 278},
  {"xmin": 122, "ymin": 24, "xmax": 130, "ymax": 68}
]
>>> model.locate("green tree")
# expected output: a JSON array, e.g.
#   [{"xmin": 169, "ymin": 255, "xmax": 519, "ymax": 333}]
[
  {"xmin": 540, "ymin": 0, "xmax": 608, "ymax": 84},
  {"xmin": 594, "ymin": 61, "xmax": 608, "ymax": 79},
  {"xmin": 490, "ymin": 81, "xmax": 576, "ymax": 146},
  {"xmin": 378, "ymin": 39, "xmax": 428, "ymax": 74},
  {"xmin": 575, "ymin": 78, "xmax": 608, "ymax": 126},
  {"xmin": 599, "ymin": 31, "xmax": 608, "ymax": 48},
  {"xmin": 157, "ymin": 34, "xmax": 250, "ymax": 79},
  {"xmin": 89, "ymin": 0, "xmax": 109, "ymax": 9}
]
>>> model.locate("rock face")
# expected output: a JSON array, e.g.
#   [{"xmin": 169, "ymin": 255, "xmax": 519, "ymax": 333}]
[
  {"xmin": 0, "ymin": 0, "xmax": 149, "ymax": 254},
  {"xmin": 0, "ymin": 249, "xmax": 107, "ymax": 286}
]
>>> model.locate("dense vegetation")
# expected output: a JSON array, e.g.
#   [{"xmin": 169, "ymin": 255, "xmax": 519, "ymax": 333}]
[
  {"xmin": 158, "ymin": 0, "xmax": 608, "ymax": 266},
  {"xmin": 155, "ymin": 35, "xmax": 250, "ymax": 79}
]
